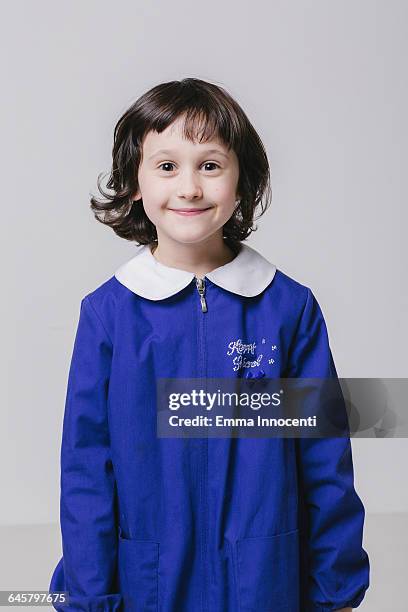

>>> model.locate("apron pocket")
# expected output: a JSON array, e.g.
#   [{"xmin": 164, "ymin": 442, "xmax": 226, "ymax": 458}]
[
  {"xmin": 236, "ymin": 529, "xmax": 299, "ymax": 612},
  {"xmin": 118, "ymin": 533, "xmax": 159, "ymax": 612}
]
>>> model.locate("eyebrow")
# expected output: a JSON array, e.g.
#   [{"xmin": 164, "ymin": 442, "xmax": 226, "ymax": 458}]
[{"xmin": 148, "ymin": 148, "xmax": 230, "ymax": 161}]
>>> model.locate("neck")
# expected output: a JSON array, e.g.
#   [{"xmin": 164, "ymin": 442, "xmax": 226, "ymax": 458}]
[{"xmin": 151, "ymin": 233, "xmax": 238, "ymax": 278}]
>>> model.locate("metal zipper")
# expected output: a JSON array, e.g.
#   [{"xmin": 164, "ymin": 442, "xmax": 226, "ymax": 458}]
[
  {"xmin": 195, "ymin": 275, "xmax": 209, "ymax": 611},
  {"xmin": 195, "ymin": 277, "xmax": 208, "ymax": 313}
]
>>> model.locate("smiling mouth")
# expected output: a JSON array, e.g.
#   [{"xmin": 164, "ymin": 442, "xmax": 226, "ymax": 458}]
[{"xmin": 169, "ymin": 207, "xmax": 213, "ymax": 216}]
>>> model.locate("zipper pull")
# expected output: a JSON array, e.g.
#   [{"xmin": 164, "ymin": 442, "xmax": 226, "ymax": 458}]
[{"xmin": 195, "ymin": 277, "xmax": 208, "ymax": 313}]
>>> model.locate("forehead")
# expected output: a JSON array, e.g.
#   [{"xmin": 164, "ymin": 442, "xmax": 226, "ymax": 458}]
[{"xmin": 141, "ymin": 116, "xmax": 230, "ymax": 159}]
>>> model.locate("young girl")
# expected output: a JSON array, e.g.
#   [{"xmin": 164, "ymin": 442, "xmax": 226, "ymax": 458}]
[{"xmin": 49, "ymin": 78, "xmax": 369, "ymax": 611}]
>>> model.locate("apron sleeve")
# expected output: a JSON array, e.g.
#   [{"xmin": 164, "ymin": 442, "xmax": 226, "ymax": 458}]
[
  {"xmin": 48, "ymin": 296, "xmax": 122, "ymax": 611},
  {"xmin": 287, "ymin": 288, "xmax": 370, "ymax": 611}
]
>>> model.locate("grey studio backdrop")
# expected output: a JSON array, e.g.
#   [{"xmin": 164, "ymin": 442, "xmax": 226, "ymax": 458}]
[{"xmin": 1, "ymin": 1, "xmax": 407, "ymax": 610}]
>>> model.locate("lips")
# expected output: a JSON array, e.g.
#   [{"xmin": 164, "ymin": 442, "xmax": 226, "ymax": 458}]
[{"xmin": 169, "ymin": 207, "xmax": 213, "ymax": 216}]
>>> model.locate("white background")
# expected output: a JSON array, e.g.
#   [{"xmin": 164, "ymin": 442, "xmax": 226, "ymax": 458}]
[{"xmin": 0, "ymin": 0, "xmax": 407, "ymax": 607}]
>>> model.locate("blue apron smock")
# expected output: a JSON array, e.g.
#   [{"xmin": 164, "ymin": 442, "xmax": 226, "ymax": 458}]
[{"xmin": 49, "ymin": 242, "xmax": 369, "ymax": 611}]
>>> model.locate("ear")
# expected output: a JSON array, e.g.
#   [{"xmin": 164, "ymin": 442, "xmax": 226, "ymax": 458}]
[{"xmin": 132, "ymin": 187, "xmax": 142, "ymax": 201}]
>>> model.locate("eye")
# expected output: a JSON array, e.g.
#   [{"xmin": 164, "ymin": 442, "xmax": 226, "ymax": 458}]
[
  {"xmin": 202, "ymin": 162, "xmax": 220, "ymax": 171},
  {"xmin": 158, "ymin": 162, "xmax": 175, "ymax": 172}
]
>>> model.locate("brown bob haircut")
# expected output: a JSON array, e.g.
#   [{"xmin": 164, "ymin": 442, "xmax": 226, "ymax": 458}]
[{"xmin": 90, "ymin": 78, "xmax": 272, "ymax": 247}]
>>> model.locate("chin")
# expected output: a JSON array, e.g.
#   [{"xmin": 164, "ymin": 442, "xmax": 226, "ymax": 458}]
[{"xmin": 164, "ymin": 227, "xmax": 219, "ymax": 245}]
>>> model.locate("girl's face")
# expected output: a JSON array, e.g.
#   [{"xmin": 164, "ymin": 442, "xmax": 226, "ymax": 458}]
[{"xmin": 133, "ymin": 116, "xmax": 240, "ymax": 247}]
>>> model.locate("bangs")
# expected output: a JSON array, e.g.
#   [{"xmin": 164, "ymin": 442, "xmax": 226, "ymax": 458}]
[{"xmin": 141, "ymin": 80, "xmax": 244, "ymax": 152}]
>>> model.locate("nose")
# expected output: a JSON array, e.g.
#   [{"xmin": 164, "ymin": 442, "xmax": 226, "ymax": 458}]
[{"xmin": 176, "ymin": 169, "xmax": 203, "ymax": 200}]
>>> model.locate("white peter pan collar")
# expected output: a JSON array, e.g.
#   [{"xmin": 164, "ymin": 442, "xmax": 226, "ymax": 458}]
[{"xmin": 114, "ymin": 242, "xmax": 277, "ymax": 300}]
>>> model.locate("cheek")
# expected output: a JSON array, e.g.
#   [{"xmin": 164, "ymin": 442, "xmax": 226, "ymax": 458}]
[
  {"xmin": 210, "ymin": 184, "xmax": 237, "ymax": 217},
  {"xmin": 138, "ymin": 176, "xmax": 167, "ymax": 216},
  {"xmin": 211, "ymin": 174, "xmax": 238, "ymax": 203},
  {"xmin": 220, "ymin": 202, "xmax": 238, "ymax": 223}
]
